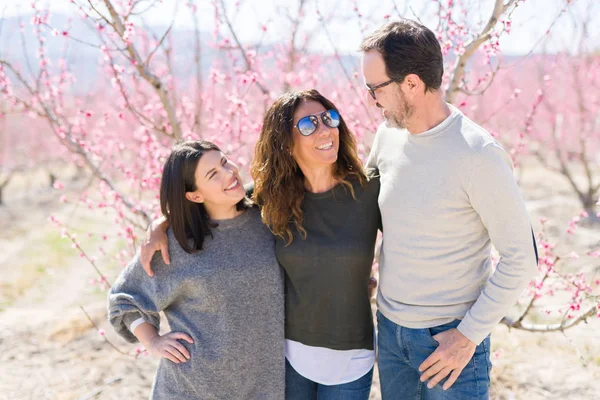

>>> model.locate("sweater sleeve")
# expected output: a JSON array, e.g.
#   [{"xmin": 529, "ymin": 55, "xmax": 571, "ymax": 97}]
[
  {"xmin": 457, "ymin": 143, "xmax": 538, "ymax": 345},
  {"xmin": 107, "ymin": 252, "xmax": 175, "ymax": 343},
  {"xmin": 365, "ymin": 126, "xmax": 381, "ymax": 171}
]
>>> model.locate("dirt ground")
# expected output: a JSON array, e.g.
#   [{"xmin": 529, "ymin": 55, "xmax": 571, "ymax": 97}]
[{"xmin": 0, "ymin": 164, "xmax": 598, "ymax": 400}]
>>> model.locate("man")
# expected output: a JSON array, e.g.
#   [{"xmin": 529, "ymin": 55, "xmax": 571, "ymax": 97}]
[{"xmin": 361, "ymin": 20, "xmax": 538, "ymax": 399}]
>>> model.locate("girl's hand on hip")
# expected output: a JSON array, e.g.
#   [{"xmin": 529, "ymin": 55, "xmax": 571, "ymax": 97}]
[{"xmin": 148, "ymin": 332, "xmax": 194, "ymax": 363}]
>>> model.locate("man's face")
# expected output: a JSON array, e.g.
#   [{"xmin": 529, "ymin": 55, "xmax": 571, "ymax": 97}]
[{"xmin": 361, "ymin": 50, "xmax": 414, "ymax": 129}]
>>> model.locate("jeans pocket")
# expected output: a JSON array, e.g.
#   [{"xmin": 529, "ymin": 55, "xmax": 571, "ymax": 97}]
[{"xmin": 427, "ymin": 319, "xmax": 461, "ymax": 338}]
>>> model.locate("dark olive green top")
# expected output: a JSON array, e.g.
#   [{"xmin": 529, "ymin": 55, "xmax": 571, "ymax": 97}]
[{"xmin": 276, "ymin": 176, "xmax": 381, "ymax": 350}]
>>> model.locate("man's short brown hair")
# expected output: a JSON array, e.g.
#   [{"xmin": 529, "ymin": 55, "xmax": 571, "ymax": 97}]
[{"xmin": 361, "ymin": 20, "xmax": 444, "ymax": 92}]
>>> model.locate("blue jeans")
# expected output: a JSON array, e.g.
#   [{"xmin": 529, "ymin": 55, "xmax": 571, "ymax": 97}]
[
  {"xmin": 377, "ymin": 311, "xmax": 492, "ymax": 400},
  {"xmin": 285, "ymin": 359, "xmax": 373, "ymax": 400}
]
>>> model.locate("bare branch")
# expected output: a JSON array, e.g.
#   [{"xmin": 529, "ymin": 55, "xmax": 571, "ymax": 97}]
[
  {"xmin": 546, "ymin": 109, "xmax": 589, "ymax": 208},
  {"xmin": 532, "ymin": 150, "xmax": 561, "ymax": 174},
  {"xmin": 78, "ymin": 377, "xmax": 123, "ymax": 400},
  {"xmin": 129, "ymin": 0, "xmax": 163, "ymax": 16},
  {"xmin": 79, "ymin": 305, "xmax": 128, "ymax": 355},
  {"xmin": 217, "ymin": 0, "xmax": 270, "ymax": 96},
  {"xmin": 500, "ymin": 3, "xmax": 574, "ymax": 73},
  {"xmin": 143, "ymin": 22, "xmax": 173, "ymax": 67},
  {"xmin": 0, "ymin": 171, "xmax": 13, "ymax": 189},
  {"xmin": 41, "ymin": 22, "xmax": 125, "ymax": 51},
  {"xmin": 190, "ymin": 0, "xmax": 203, "ymax": 134},
  {"xmin": 18, "ymin": 15, "xmax": 36, "ymax": 88},
  {"xmin": 282, "ymin": 0, "xmax": 307, "ymax": 93},
  {"xmin": 458, "ymin": 61, "xmax": 502, "ymax": 98}
]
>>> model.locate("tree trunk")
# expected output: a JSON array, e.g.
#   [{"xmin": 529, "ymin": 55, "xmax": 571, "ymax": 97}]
[
  {"xmin": 581, "ymin": 196, "xmax": 600, "ymax": 225},
  {"xmin": 0, "ymin": 175, "xmax": 11, "ymax": 206}
]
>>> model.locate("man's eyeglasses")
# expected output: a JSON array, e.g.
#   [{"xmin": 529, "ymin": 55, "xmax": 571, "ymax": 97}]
[{"xmin": 366, "ymin": 79, "xmax": 395, "ymax": 100}]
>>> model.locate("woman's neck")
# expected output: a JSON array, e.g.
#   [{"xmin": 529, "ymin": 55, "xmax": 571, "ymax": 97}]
[
  {"xmin": 204, "ymin": 203, "xmax": 243, "ymax": 221},
  {"xmin": 300, "ymin": 165, "xmax": 337, "ymax": 193}
]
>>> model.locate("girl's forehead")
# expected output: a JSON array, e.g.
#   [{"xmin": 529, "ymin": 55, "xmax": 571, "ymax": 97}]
[{"xmin": 195, "ymin": 150, "xmax": 223, "ymax": 172}]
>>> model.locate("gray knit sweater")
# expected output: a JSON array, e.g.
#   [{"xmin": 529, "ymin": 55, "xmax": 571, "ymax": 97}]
[{"xmin": 108, "ymin": 207, "xmax": 285, "ymax": 399}]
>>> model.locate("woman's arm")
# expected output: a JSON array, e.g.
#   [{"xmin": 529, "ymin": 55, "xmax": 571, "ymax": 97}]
[
  {"xmin": 140, "ymin": 183, "xmax": 256, "ymax": 276},
  {"xmin": 140, "ymin": 217, "xmax": 170, "ymax": 276}
]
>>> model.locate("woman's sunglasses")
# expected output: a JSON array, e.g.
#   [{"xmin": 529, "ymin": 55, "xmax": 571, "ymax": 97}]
[{"xmin": 294, "ymin": 109, "xmax": 341, "ymax": 136}]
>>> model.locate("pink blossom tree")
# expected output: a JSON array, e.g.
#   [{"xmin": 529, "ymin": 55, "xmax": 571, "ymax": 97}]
[{"xmin": 0, "ymin": 0, "xmax": 597, "ymax": 338}]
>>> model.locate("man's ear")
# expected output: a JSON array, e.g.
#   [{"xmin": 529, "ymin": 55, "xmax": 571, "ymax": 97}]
[
  {"xmin": 403, "ymin": 73, "xmax": 421, "ymax": 93},
  {"xmin": 185, "ymin": 191, "xmax": 204, "ymax": 204}
]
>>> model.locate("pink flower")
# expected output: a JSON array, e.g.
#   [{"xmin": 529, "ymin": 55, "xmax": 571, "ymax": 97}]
[{"xmin": 98, "ymin": 329, "xmax": 105, "ymax": 336}]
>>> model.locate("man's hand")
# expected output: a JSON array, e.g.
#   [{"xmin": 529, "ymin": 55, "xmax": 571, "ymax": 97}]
[
  {"xmin": 140, "ymin": 217, "xmax": 170, "ymax": 276},
  {"xmin": 418, "ymin": 328, "xmax": 476, "ymax": 390}
]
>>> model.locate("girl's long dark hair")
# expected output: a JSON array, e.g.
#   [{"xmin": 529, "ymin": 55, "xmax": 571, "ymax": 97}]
[{"xmin": 160, "ymin": 140, "xmax": 249, "ymax": 253}]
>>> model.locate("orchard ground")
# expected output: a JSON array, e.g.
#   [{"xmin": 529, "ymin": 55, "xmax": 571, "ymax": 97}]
[{"xmin": 0, "ymin": 160, "xmax": 599, "ymax": 400}]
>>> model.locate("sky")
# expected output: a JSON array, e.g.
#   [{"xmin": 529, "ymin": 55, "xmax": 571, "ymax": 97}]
[{"xmin": 1, "ymin": 0, "xmax": 598, "ymax": 55}]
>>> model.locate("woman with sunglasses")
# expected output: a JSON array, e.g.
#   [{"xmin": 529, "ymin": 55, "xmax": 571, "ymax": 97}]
[
  {"xmin": 140, "ymin": 90, "xmax": 380, "ymax": 399},
  {"xmin": 252, "ymin": 89, "xmax": 381, "ymax": 399}
]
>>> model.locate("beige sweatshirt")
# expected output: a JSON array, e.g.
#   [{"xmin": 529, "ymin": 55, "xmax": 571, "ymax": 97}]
[{"xmin": 367, "ymin": 104, "xmax": 538, "ymax": 345}]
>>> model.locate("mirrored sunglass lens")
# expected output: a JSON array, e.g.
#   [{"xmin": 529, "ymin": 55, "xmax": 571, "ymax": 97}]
[
  {"xmin": 297, "ymin": 116, "xmax": 317, "ymax": 135},
  {"xmin": 323, "ymin": 110, "xmax": 340, "ymax": 128}
]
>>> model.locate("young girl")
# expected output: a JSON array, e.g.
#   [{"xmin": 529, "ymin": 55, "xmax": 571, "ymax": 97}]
[{"xmin": 108, "ymin": 140, "xmax": 284, "ymax": 399}]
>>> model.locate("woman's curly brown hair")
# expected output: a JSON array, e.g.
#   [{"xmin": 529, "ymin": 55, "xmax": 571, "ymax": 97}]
[{"xmin": 251, "ymin": 89, "xmax": 366, "ymax": 245}]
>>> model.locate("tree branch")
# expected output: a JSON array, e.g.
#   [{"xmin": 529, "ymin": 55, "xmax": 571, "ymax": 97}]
[
  {"xmin": 446, "ymin": 0, "xmax": 517, "ymax": 103},
  {"xmin": 1, "ymin": 59, "xmax": 151, "ymax": 224},
  {"xmin": 217, "ymin": 0, "xmax": 269, "ymax": 96},
  {"xmin": 501, "ymin": 303, "xmax": 598, "ymax": 332},
  {"xmin": 101, "ymin": 0, "xmax": 182, "ymax": 139},
  {"xmin": 143, "ymin": 22, "xmax": 173, "ymax": 68}
]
